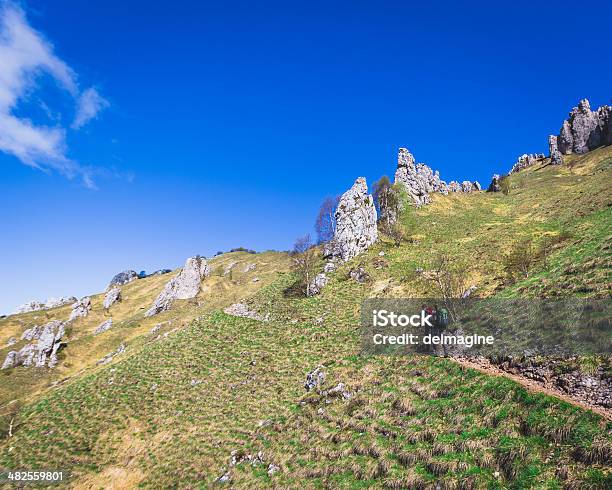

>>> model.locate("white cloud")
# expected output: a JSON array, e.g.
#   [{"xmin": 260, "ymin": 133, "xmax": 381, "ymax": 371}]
[
  {"xmin": 72, "ymin": 87, "xmax": 109, "ymax": 129},
  {"xmin": 0, "ymin": 2, "xmax": 108, "ymax": 187}
]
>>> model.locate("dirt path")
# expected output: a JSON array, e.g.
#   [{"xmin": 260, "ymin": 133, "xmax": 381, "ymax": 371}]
[{"xmin": 453, "ymin": 357, "xmax": 612, "ymax": 421}]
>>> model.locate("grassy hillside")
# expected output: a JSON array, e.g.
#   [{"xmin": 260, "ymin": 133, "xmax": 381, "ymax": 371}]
[{"xmin": 0, "ymin": 147, "xmax": 610, "ymax": 488}]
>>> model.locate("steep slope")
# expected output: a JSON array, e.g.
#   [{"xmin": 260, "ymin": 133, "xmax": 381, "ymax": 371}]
[{"xmin": 0, "ymin": 147, "xmax": 610, "ymax": 488}]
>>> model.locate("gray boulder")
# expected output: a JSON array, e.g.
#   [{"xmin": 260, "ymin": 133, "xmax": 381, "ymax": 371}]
[
  {"xmin": 2, "ymin": 320, "xmax": 65, "ymax": 369},
  {"xmin": 548, "ymin": 135, "xmax": 563, "ymax": 165},
  {"xmin": 145, "ymin": 256, "xmax": 210, "ymax": 317},
  {"xmin": 13, "ymin": 300, "xmax": 44, "ymax": 314},
  {"xmin": 305, "ymin": 366, "xmax": 326, "ymax": 392},
  {"xmin": 557, "ymin": 99, "xmax": 612, "ymax": 155},
  {"xmin": 94, "ymin": 319, "xmax": 113, "ymax": 335},
  {"xmin": 44, "ymin": 297, "xmax": 77, "ymax": 309},
  {"xmin": 21, "ymin": 325, "xmax": 44, "ymax": 341},
  {"xmin": 13, "ymin": 296, "xmax": 76, "ymax": 315},
  {"xmin": 103, "ymin": 287, "xmax": 121, "ymax": 309},
  {"xmin": 69, "ymin": 297, "xmax": 91, "ymax": 321},
  {"xmin": 509, "ymin": 153, "xmax": 545, "ymax": 174},
  {"xmin": 308, "ymin": 273, "xmax": 328, "ymax": 296},
  {"xmin": 109, "ymin": 270, "xmax": 139, "ymax": 287},
  {"xmin": 324, "ymin": 177, "xmax": 378, "ymax": 262},
  {"xmin": 394, "ymin": 148, "xmax": 444, "ymax": 206},
  {"xmin": 223, "ymin": 303, "xmax": 268, "ymax": 321},
  {"xmin": 393, "ymin": 148, "xmax": 479, "ymax": 204}
]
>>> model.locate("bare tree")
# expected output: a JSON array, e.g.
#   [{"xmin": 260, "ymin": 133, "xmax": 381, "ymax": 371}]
[
  {"xmin": 419, "ymin": 252, "xmax": 471, "ymax": 322},
  {"xmin": 315, "ymin": 196, "xmax": 339, "ymax": 244},
  {"xmin": 502, "ymin": 239, "xmax": 541, "ymax": 283},
  {"xmin": 499, "ymin": 175, "xmax": 511, "ymax": 195},
  {"xmin": 373, "ymin": 176, "xmax": 402, "ymax": 234},
  {"xmin": 291, "ymin": 234, "xmax": 318, "ymax": 297}
]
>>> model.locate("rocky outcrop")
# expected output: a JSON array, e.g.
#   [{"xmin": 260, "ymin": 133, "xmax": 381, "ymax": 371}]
[
  {"xmin": 324, "ymin": 178, "xmax": 378, "ymax": 262},
  {"xmin": 109, "ymin": 270, "xmax": 139, "ymax": 287},
  {"xmin": 223, "ymin": 303, "xmax": 268, "ymax": 321},
  {"xmin": 223, "ymin": 261, "xmax": 237, "ymax": 275},
  {"xmin": 13, "ymin": 296, "xmax": 77, "ymax": 314},
  {"xmin": 308, "ymin": 273, "xmax": 328, "ymax": 296},
  {"xmin": 94, "ymin": 319, "xmax": 113, "ymax": 335},
  {"xmin": 394, "ymin": 148, "xmax": 480, "ymax": 205},
  {"xmin": 2, "ymin": 320, "xmax": 65, "ymax": 369},
  {"xmin": 103, "ymin": 287, "xmax": 121, "ymax": 309},
  {"xmin": 509, "ymin": 153, "xmax": 545, "ymax": 174},
  {"xmin": 556, "ymin": 99, "xmax": 612, "ymax": 155},
  {"xmin": 145, "ymin": 256, "xmax": 210, "ymax": 317},
  {"xmin": 487, "ymin": 174, "xmax": 501, "ymax": 192},
  {"xmin": 548, "ymin": 135, "xmax": 563, "ymax": 165},
  {"xmin": 21, "ymin": 325, "xmax": 45, "ymax": 341},
  {"xmin": 69, "ymin": 297, "xmax": 91, "ymax": 321},
  {"xmin": 394, "ymin": 148, "xmax": 447, "ymax": 206},
  {"xmin": 492, "ymin": 356, "xmax": 611, "ymax": 408}
]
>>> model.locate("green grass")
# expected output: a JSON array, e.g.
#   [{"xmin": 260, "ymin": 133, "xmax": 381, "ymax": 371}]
[{"xmin": 0, "ymin": 148, "xmax": 610, "ymax": 488}]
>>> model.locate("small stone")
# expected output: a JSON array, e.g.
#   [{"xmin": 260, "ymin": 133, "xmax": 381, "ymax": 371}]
[
  {"xmin": 94, "ymin": 319, "xmax": 113, "ymax": 335},
  {"xmin": 305, "ymin": 366, "xmax": 325, "ymax": 392}
]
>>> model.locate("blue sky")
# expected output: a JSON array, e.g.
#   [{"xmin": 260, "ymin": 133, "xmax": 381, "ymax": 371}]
[{"xmin": 0, "ymin": 0, "xmax": 610, "ymax": 313}]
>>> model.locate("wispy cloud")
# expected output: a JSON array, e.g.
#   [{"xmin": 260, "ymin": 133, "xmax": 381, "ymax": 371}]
[
  {"xmin": 0, "ymin": 1, "xmax": 109, "ymax": 187},
  {"xmin": 72, "ymin": 87, "xmax": 109, "ymax": 129}
]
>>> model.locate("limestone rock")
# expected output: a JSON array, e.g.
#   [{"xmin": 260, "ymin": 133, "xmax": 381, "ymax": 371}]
[
  {"xmin": 394, "ymin": 148, "xmax": 444, "ymax": 206},
  {"xmin": 109, "ymin": 270, "xmax": 139, "ymax": 287},
  {"xmin": 1, "ymin": 351, "xmax": 18, "ymax": 369},
  {"xmin": 13, "ymin": 300, "xmax": 44, "ymax": 314},
  {"xmin": 447, "ymin": 181, "xmax": 460, "ymax": 192},
  {"xmin": 223, "ymin": 261, "xmax": 237, "ymax": 276},
  {"xmin": 305, "ymin": 366, "xmax": 326, "ymax": 392},
  {"xmin": 509, "ymin": 154, "xmax": 545, "ymax": 174},
  {"xmin": 548, "ymin": 135, "xmax": 563, "ymax": 165},
  {"xmin": 324, "ymin": 177, "xmax": 377, "ymax": 262},
  {"xmin": 308, "ymin": 273, "xmax": 328, "ymax": 296},
  {"xmin": 2, "ymin": 320, "xmax": 65, "ymax": 369},
  {"xmin": 145, "ymin": 256, "xmax": 210, "ymax": 317},
  {"xmin": 224, "ymin": 303, "xmax": 268, "ymax": 321},
  {"xmin": 13, "ymin": 296, "xmax": 76, "ymax": 314},
  {"xmin": 6, "ymin": 337, "xmax": 16, "ymax": 346},
  {"xmin": 557, "ymin": 99, "xmax": 612, "ymax": 155},
  {"xmin": 94, "ymin": 319, "xmax": 113, "ymax": 335},
  {"xmin": 69, "ymin": 297, "xmax": 91, "ymax": 321},
  {"xmin": 323, "ymin": 262, "xmax": 337, "ymax": 273},
  {"xmin": 393, "ymin": 148, "xmax": 481, "ymax": 204},
  {"xmin": 103, "ymin": 287, "xmax": 121, "ymax": 309},
  {"xmin": 44, "ymin": 297, "xmax": 77, "ymax": 309},
  {"xmin": 21, "ymin": 325, "xmax": 44, "ymax": 341}
]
